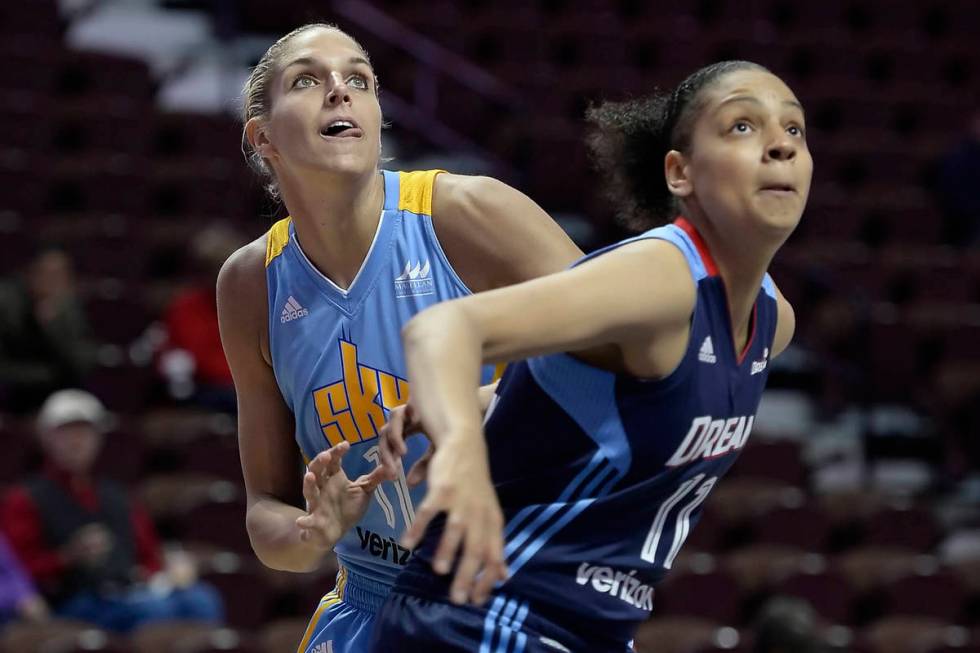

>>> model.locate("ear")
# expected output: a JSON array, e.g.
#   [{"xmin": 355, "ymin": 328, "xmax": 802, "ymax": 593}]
[
  {"xmin": 664, "ymin": 149, "xmax": 693, "ymax": 199},
  {"xmin": 245, "ymin": 117, "xmax": 277, "ymax": 162}
]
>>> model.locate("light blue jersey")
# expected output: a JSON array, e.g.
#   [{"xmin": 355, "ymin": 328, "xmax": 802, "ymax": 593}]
[{"xmin": 265, "ymin": 169, "xmax": 497, "ymax": 651}]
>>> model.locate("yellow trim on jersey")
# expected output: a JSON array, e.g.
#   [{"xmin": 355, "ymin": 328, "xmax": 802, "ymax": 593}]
[
  {"xmin": 265, "ymin": 217, "xmax": 292, "ymax": 267},
  {"xmin": 296, "ymin": 591, "xmax": 342, "ymax": 653},
  {"xmin": 398, "ymin": 170, "xmax": 445, "ymax": 216},
  {"xmin": 335, "ymin": 566, "xmax": 349, "ymax": 600},
  {"xmin": 492, "ymin": 363, "xmax": 507, "ymax": 383}
]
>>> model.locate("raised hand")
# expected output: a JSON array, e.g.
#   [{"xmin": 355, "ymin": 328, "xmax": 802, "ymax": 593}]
[{"xmin": 295, "ymin": 441, "xmax": 387, "ymax": 549}]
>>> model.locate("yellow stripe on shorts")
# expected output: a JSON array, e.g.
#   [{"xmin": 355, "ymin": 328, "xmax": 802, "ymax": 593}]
[{"xmin": 296, "ymin": 591, "xmax": 342, "ymax": 653}]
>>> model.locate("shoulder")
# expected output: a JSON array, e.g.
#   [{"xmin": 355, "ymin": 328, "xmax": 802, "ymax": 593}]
[
  {"xmin": 216, "ymin": 235, "xmax": 269, "ymax": 355},
  {"xmin": 216, "ymin": 236, "xmax": 268, "ymax": 306},
  {"xmin": 431, "ymin": 173, "xmax": 547, "ymax": 229},
  {"xmin": 587, "ymin": 237, "xmax": 697, "ymax": 305},
  {"xmin": 429, "ymin": 173, "xmax": 582, "ymax": 290},
  {"xmin": 771, "ymin": 282, "xmax": 796, "ymax": 357},
  {"xmin": 560, "ymin": 236, "xmax": 697, "ymax": 336},
  {"xmin": 431, "ymin": 172, "xmax": 507, "ymax": 214}
]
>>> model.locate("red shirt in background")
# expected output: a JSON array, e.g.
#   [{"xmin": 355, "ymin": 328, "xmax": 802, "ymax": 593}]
[
  {"xmin": 164, "ymin": 287, "xmax": 232, "ymax": 386},
  {"xmin": 0, "ymin": 464, "xmax": 162, "ymax": 589}
]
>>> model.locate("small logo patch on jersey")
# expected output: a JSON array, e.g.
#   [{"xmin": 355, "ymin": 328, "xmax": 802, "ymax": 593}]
[
  {"xmin": 394, "ymin": 260, "xmax": 434, "ymax": 298},
  {"xmin": 280, "ymin": 295, "xmax": 309, "ymax": 323},
  {"xmin": 750, "ymin": 348, "xmax": 769, "ymax": 375},
  {"xmin": 698, "ymin": 336, "xmax": 717, "ymax": 364},
  {"xmin": 311, "ymin": 642, "xmax": 333, "ymax": 653}
]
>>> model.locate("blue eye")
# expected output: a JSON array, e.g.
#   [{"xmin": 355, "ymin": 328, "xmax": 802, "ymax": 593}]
[
  {"xmin": 787, "ymin": 125, "xmax": 805, "ymax": 137},
  {"xmin": 347, "ymin": 74, "xmax": 369, "ymax": 90},
  {"xmin": 730, "ymin": 121, "xmax": 752, "ymax": 134},
  {"xmin": 292, "ymin": 75, "xmax": 317, "ymax": 89}
]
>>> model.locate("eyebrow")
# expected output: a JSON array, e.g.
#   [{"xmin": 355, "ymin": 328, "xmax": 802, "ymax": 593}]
[
  {"xmin": 717, "ymin": 95, "xmax": 805, "ymax": 113},
  {"xmin": 283, "ymin": 56, "xmax": 372, "ymax": 71}
]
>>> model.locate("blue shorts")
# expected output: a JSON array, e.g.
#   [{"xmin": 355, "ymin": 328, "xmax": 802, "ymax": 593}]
[
  {"xmin": 298, "ymin": 568, "xmax": 389, "ymax": 653},
  {"xmin": 369, "ymin": 588, "xmax": 633, "ymax": 653}
]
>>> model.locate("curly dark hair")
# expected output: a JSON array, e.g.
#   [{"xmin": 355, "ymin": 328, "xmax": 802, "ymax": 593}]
[{"xmin": 586, "ymin": 60, "xmax": 769, "ymax": 231}]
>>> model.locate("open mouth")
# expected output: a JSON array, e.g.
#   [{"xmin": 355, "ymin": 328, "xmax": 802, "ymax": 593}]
[{"xmin": 320, "ymin": 119, "xmax": 362, "ymax": 138}]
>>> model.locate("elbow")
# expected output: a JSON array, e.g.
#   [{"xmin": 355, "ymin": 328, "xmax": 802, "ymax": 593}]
[
  {"xmin": 244, "ymin": 506, "xmax": 318, "ymax": 573},
  {"xmin": 243, "ymin": 512, "xmax": 282, "ymax": 570},
  {"xmin": 245, "ymin": 526, "xmax": 318, "ymax": 573}
]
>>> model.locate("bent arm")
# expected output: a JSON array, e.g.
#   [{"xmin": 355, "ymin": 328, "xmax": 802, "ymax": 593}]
[
  {"xmin": 402, "ymin": 239, "xmax": 695, "ymax": 446},
  {"xmin": 216, "ymin": 244, "xmax": 327, "ymax": 572}
]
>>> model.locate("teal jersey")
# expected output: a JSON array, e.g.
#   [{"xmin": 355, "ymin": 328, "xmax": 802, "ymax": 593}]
[{"xmin": 265, "ymin": 169, "xmax": 498, "ymax": 589}]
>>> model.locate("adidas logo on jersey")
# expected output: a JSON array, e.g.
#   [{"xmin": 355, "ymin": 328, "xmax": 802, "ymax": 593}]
[
  {"xmin": 750, "ymin": 348, "xmax": 769, "ymax": 375},
  {"xmin": 280, "ymin": 296, "xmax": 309, "ymax": 323},
  {"xmin": 394, "ymin": 260, "xmax": 435, "ymax": 298},
  {"xmin": 698, "ymin": 336, "xmax": 717, "ymax": 364},
  {"xmin": 311, "ymin": 642, "xmax": 333, "ymax": 653}
]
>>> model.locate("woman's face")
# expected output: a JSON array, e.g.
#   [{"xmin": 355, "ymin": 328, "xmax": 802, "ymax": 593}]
[
  {"xmin": 259, "ymin": 28, "xmax": 382, "ymax": 181},
  {"xmin": 678, "ymin": 69, "xmax": 813, "ymax": 239}
]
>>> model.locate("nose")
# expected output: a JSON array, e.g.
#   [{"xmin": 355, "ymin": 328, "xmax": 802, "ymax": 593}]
[
  {"xmin": 766, "ymin": 132, "xmax": 797, "ymax": 162},
  {"xmin": 325, "ymin": 72, "xmax": 351, "ymax": 106}
]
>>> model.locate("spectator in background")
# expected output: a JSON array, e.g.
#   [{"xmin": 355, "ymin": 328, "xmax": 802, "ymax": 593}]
[
  {"xmin": 0, "ymin": 532, "xmax": 48, "ymax": 625},
  {"xmin": 0, "ymin": 389, "xmax": 224, "ymax": 633},
  {"xmin": 752, "ymin": 596, "xmax": 826, "ymax": 653},
  {"xmin": 159, "ymin": 225, "xmax": 244, "ymax": 413},
  {"xmin": 0, "ymin": 248, "xmax": 96, "ymax": 414},
  {"xmin": 935, "ymin": 108, "xmax": 980, "ymax": 247}
]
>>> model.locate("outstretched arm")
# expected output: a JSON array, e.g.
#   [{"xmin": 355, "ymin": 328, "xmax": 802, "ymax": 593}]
[{"xmin": 399, "ymin": 239, "xmax": 696, "ymax": 605}]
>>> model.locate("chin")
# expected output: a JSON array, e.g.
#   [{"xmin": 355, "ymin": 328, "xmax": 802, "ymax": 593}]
[
  {"xmin": 316, "ymin": 152, "xmax": 378, "ymax": 178},
  {"xmin": 750, "ymin": 207, "xmax": 804, "ymax": 241}
]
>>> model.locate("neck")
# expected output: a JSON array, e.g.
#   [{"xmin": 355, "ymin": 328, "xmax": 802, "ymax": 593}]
[
  {"xmin": 278, "ymin": 170, "xmax": 385, "ymax": 289},
  {"xmin": 683, "ymin": 209, "xmax": 783, "ymax": 348}
]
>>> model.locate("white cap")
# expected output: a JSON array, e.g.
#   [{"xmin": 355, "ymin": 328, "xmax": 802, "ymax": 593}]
[{"xmin": 37, "ymin": 389, "xmax": 108, "ymax": 432}]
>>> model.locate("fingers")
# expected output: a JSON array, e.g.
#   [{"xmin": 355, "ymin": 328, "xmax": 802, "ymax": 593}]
[
  {"xmin": 402, "ymin": 402, "xmax": 423, "ymax": 436},
  {"xmin": 401, "ymin": 495, "xmax": 439, "ymax": 551},
  {"xmin": 448, "ymin": 523, "xmax": 484, "ymax": 605},
  {"xmin": 296, "ymin": 513, "xmax": 316, "ymax": 531},
  {"xmin": 406, "ymin": 444, "xmax": 434, "ymax": 487},
  {"xmin": 432, "ymin": 511, "xmax": 465, "ymax": 575},
  {"xmin": 301, "ymin": 470, "xmax": 320, "ymax": 511},
  {"xmin": 471, "ymin": 532, "xmax": 508, "ymax": 606},
  {"xmin": 308, "ymin": 441, "xmax": 350, "ymax": 480},
  {"xmin": 377, "ymin": 427, "xmax": 403, "ymax": 483},
  {"xmin": 382, "ymin": 407, "xmax": 409, "ymax": 457},
  {"xmin": 351, "ymin": 465, "xmax": 388, "ymax": 493},
  {"xmin": 448, "ymin": 508, "xmax": 507, "ymax": 606}
]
